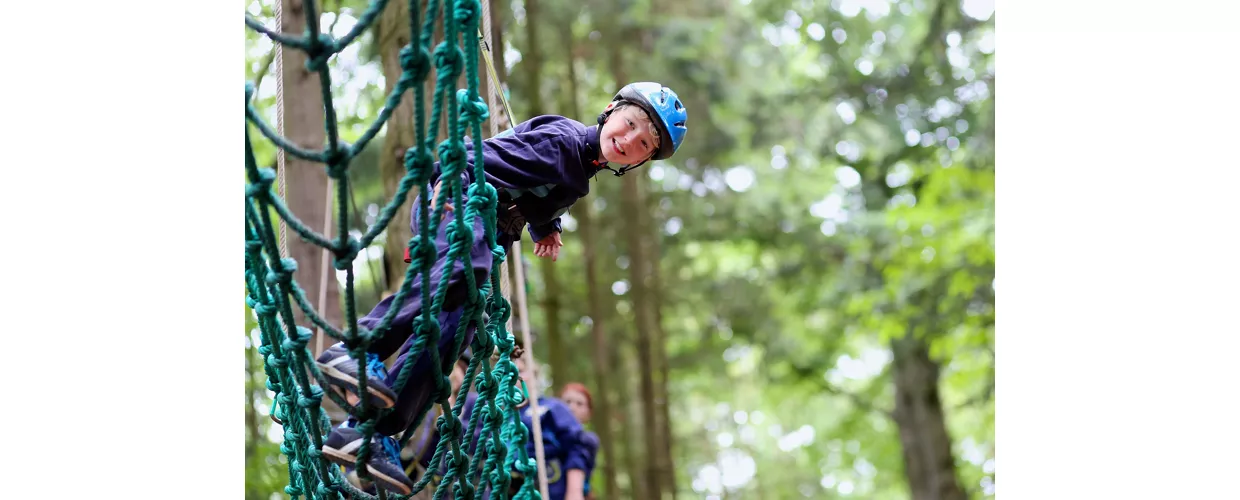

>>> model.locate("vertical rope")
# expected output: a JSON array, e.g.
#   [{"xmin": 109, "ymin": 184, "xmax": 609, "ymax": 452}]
[
  {"xmin": 275, "ymin": 1, "xmax": 288, "ymax": 260},
  {"xmin": 512, "ymin": 240, "xmax": 551, "ymax": 500},
  {"xmin": 481, "ymin": 0, "xmax": 498, "ymax": 140}
]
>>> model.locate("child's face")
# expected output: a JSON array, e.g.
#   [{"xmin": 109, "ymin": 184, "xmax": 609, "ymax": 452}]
[
  {"xmin": 561, "ymin": 389, "xmax": 592, "ymax": 424},
  {"xmin": 600, "ymin": 105, "xmax": 660, "ymax": 165}
]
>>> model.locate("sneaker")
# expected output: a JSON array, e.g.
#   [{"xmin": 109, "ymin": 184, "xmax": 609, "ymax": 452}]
[
  {"xmin": 330, "ymin": 352, "xmax": 391, "ymax": 407},
  {"xmin": 322, "ymin": 426, "xmax": 415, "ymax": 495},
  {"xmin": 316, "ymin": 344, "xmax": 397, "ymax": 409}
]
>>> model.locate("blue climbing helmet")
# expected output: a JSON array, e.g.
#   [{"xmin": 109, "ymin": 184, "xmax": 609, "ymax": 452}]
[{"xmin": 598, "ymin": 81, "xmax": 688, "ymax": 163}]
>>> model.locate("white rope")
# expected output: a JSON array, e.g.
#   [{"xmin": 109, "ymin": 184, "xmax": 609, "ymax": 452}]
[
  {"xmin": 274, "ymin": 0, "xmax": 335, "ymax": 355},
  {"xmin": 479, "ymin": 4, "xmax": 550, "ymax": 498},
  {"xmin": 275, "ymin": 1, "xmax": 287, "ymax": 260}
]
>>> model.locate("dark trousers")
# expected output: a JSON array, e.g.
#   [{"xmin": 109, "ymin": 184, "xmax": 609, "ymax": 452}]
[{"xmin": 357, "ymin": 191, "xmax": 514, "ymax": 437}]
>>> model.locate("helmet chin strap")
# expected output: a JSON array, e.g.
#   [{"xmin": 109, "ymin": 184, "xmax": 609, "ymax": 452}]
[{"xmin": 600, "ymin": 161, "xmax": 647, "ymax": 177}]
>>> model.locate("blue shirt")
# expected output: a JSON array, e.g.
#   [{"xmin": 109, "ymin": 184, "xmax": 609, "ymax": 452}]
[
  {"xmin": 518, "ymin": 396, "xmax": 590, "ymax": 500},
  {"xmin": 430, "ymin": 115, "xmax": 604, "ymax": 243}
]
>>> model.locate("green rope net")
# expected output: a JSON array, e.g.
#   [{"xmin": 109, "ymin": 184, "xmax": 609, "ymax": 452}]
[{"xmin": 243, "ymin": 0, "xmax": 538, "ymax": 498}]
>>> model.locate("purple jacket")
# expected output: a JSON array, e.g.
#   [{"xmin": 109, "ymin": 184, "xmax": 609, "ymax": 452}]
[{"xmin": 429, "ymin": 115, "xmax": 604, "ymax": 243}]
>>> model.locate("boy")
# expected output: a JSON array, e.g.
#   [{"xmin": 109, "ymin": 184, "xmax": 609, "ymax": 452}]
[{"xmin": 315, "ymin": 82, "xmax": 688, "ymax": 495}]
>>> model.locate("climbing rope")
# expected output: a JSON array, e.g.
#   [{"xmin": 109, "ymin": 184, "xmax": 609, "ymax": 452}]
[
  {"xmin": 243, "ymin": 0, "xmax": 537, "ymax": 498},
  {"xmin": 475, "ymin": 2, "xmax": 550, "ymax": 497}
]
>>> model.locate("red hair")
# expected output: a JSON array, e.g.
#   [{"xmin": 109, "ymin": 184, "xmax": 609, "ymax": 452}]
[{"xmin": 560, "ymin": 382, "xmax": 593, "ymax": 410}]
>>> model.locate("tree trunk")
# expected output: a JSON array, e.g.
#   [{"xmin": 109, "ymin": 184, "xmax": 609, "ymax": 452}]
[
  {"xmin": 621, "ymin": 164, "xmax": 663, "ymax": 500},
  {"xmin": 375, "ymin": 0, "xmax": 418, "ymax": 299},
  {"xmin": 539, "ymin": 259, "xmax": 566, "ymax": 384},
  {"xmin": 579, "ymin": 197, "xmax": 624, "ymax": 498},
  {"xmin": 565, "ymin": 30, "xmax": 620, "ymax": 499},
  {"xmin": 604, "ymin": 25, "xmax": 663, "ymax": 496},
  {"xmin": 516, "ymin": 0, "xmax": 569, "ymax": 387},
  {"xmin": 639, "ymin": 177, "xmax": 677, "ymax": 497},
  {"xmin": 280, "ymin": 0, "xmax": 341, "ymax": 355},
  {"xmin": 890, "ymin": 333, "xmax": 967, "ymax": 500},
  {"xmin": 617, "ymin": 324, "xmax": 647, "ymax": 500}
]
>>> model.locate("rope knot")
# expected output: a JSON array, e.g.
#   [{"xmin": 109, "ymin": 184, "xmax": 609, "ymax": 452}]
[
  {"xmin": 304, "ymin": 33, "xmax": 337, "ymax": 72},
  {"xmin": 333, "ymin": 236, "xmax": 362, "ymax": 270},
  {"xmin": 416, "ymin": 318, "xmax": 442, "ymax": 340},
  {"xmin": 404, "ymin": 144, "xmax": 436, "ymax": 183},
  {"xmin": 445, "ymin": 218, "xmax": 474, "ymax": 254},
  {"xmin": 437, "ymin": 413, "xmax": 459, "ymax": 436},
  {"xmin": 284, "ymin": 485, "xmax": 303, "ymax": 497},
  {"xmin": 454, "ymin": 0, "xmax": 481, "ymax": 30},
  {"xmin": 437, "ymin": 139, "xmax": 467, "ymax": 177},
  {"xmin": 246, "ymin": 168, "xmax": 277, "ymax": 198},
  {"xmin": 399, "ymin": 44, "xmax": 432, "ymax": 81},
  {"xmin": 433, "ymin": 41, "xmax": 463, "ymax": 81},
  {"xmin": 407, "ymin": 235, "xmax": 436, "ymax": 269},
  {"xmin": 457, "ymin": 89, "xmax": 490, "ymax": 125},
  {"xmin": 253, "ymin": 301, "xmax": 276, "ymax": 317},
  {"xmin": 265, "ymin": 258, "xmax": 298, "ymax": 286},
  {"xmin": 283, "ymin": 325, "xmax": 313, "ymax": 352},
  {"xmin": 325, "ymin": 144, "xmax": 350, "ymax": 179},
  {"xmin": 267, "ymin": 352, "xmax": 288, "ymax": 369},
  {"xmin": 297, "ymin": 385, "xmax": 324, "ymax": 408},
  {"xmin": 466, "ymin": 182, "xmax": 498, "ymax": 212}
]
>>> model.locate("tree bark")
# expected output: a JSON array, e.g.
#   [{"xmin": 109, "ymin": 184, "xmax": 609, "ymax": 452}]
[
  {"xmin": 890, "ymin": 333, "xmax": 967, "ymax": 500},
  {"xmin": 517, "ymin": 0, "xmax": 570, "ymax": 387},
  {"xmin": 565, "ymin": 28, "xmax": 620, "ymax": 499},
  {"xmin": 616, "ymin": 324, "xmax": 646, "ymax": 500},
  {"xmin": 375, "ymin": 0, "xmax": 417, "ymax": 299},
  {"xmin": 621, "ymin": 164, "xmax": 663, "ymax": 500},
  {"xmin": 639, "ymin": 177, "xmax": 677, "ymax": 497},
  {"xmin": 280, "ymin": 0, "xmax": 341, "ymax": 355}
]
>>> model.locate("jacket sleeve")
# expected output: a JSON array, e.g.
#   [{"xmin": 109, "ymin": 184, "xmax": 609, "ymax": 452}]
[
  {"xmin": 528, "ymin": 218, "xmax": 562, "ymax": 242},
  {"xmin": 477, "ymin": 117, "xmax": 585, "ymax": 192}
]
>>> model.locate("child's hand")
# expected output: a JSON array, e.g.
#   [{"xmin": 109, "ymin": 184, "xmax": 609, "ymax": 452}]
[{"xmin": 534, "ymin": 232, "xmax": 563, "ymax": 261}]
